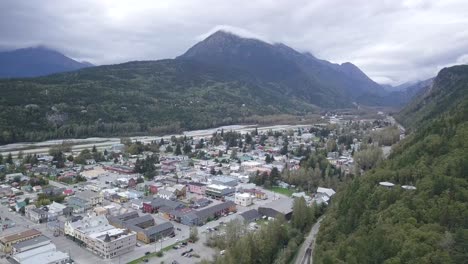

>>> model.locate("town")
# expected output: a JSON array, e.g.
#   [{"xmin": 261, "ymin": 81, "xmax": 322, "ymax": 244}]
[{"xmin": 0, "ymin": 112, "xmax": 403, "ymax": 264}]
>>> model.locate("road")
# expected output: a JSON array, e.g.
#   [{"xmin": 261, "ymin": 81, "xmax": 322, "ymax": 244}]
[{"xmin": 295, "ymin": 217, "xmax": 324, "ymax": 264}]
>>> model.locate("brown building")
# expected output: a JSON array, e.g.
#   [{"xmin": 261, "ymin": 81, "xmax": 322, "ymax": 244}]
[{"xmin": 0, "ymin": 229, "xmax": 42, "ymax": 253}]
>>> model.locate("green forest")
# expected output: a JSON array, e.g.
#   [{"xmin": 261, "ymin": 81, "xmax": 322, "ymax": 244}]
[
  {"xmin": 0, "ymin": 59, "xmax": 318, "ymax": 144},
  {"xmin": 314, "ymin": 65, "xmax": 468, "ymax": 263}
]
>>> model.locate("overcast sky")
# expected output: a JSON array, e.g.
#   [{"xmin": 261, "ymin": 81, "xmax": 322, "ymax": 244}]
[{"xmin": 1, "ymin": 0, "xmax": 467, "ymax": 84}]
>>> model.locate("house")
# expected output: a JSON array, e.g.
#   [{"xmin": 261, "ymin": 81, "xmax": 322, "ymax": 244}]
[
  {"xmin": 148, "ymin": 184, "xmax": 159, "ymax": 194},
  {"xmin": 237, "ymin": 209, "xmax": 261, "ymax": 223},
  {"xmin": 312, "ymin": 187, "xmax": 336, "ymax": 205},
  {"xmin": 0, "ymin": 229, "xmax": 42, "ymax": 253},
  {"xmin": 187, "ymin": 182, "xmax": 206, "ymax": 195},
  {"xmin": 63, "ymin": 189, "xmax": 74, "ymax": 196},
  {"xmin": 235, "ymin": 193, "xmax": 253, "ymax": 207},
  {"xmin": 75, "ymin": 190, "xmax": 103, "ymax": 207},
  {"xmin": 128, "ymin": 178, "xmax": 137, "ymax": 189},
  {"xmin": 15, "ymin": 200, "xmax": 27, "ymax": 212},
  {"xmin": 47, "ymin": 202, "xmax": 66, "ymax": 221},
  {"xmin": 32, "ymin": 186, "xmax": 43, "ymax": 192},
  {"xmin": 6, "ymin": 173, "xmax": 29, "ymax": 182},
  {"xmin": 28, "ymin": 208, "xmax": 48, "ymax": 223},
  {"xmin": 156, "ymin": 189, "xmax": 176, "ymax": 200},
  {"xmin": 193, "ymin": 198, "xmax": 211, "ymax": 208},
  {"xmin": 173, "ymin": 184, "xmax": 186, "ymax": 198},
  {"xmin": 244, "ymin": 189, "xmax": 268, "ymax": 200}
]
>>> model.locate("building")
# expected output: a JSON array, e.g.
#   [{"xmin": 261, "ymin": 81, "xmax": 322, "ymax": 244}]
[
  {"xmin": 12, "ymin": 235, "xmax": 50, "ymax": 254},
  {"xmin": 0, "ymin": 229, "xmax": 42, "ymax": 253},
  {"xmin": 47, "ymin": 202, "xmax": 67, "ymax": 221},
  {"xmin": 312, "ymin": 187, "xmax": 336, "ymax": 205},
  {"xmin": 12, "ymin": 242, "xmax": 70, "ymax": 264},
  {"xmin": 258, "ymin": 198, "xmax": 293, "ymax": 220},
  {"xmin": 181, "ymin": 201, "xmax": 237, "ymax": 226},
  {"xmin": 237, "ymin": 209, "xmax": 261, "ymax": 223},
  {"xmin": 244, "ymin": 188, "xmax": 268, "ymax": 200},
  {"xmin": 234, "ymin": 193, "xmax": 253, "ymax": 207},
  {"xmin": 28, "ymin": 208, "xmax": 48, "ymax": 223},
  {"xmin": 64, "ymin": 215, "xmax": 136, "ymax": 259},
  {"xmin": 212, "ymin": 176, "xmax": 238, "ymax": 187},
  {"xmin": 205, "ymin": 184, "xmax": 235, "ymax": 199},
  {"xmin": 142, "ymin": 198, "xmax": 185, "ymax": 214},
  {"xmin": 187, "ymin": 182, "xmax": 206, "ymax": 195},
  {"xmin": 68, "ymin": 190, "xmax": 103, "ymax": 212},
  {"xmin": 108, "ymin": 212, "xmax": 174, "ymax": 244}
]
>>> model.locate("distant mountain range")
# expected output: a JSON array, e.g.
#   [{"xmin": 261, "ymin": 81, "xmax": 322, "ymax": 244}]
[
  {"xmin": 0, "ymin": 31, "xmax": 430, "ymax": 143},
  {"xmin": 0, "ymin": 46, "xmax": 93, "ymax": 78},
  {"xmin": 179, "ymin": 31, "xmax": 386, "ymax": 107}
]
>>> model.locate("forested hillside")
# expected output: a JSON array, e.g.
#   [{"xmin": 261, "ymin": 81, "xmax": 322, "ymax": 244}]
[
  {"xmin": 0, "ymin": 59, "xmax": 317, "ymax": 144},
  {"xmin": 314, "ymin": 65, "xmax": 468, "ymax": 263}
]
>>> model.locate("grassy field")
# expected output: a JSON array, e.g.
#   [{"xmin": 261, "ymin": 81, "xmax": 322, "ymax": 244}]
[{"xmin": 269, "ymin": 186, "xmax": 294, "ymax": 197}]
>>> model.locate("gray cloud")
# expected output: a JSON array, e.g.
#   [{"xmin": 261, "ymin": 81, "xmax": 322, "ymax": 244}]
[{"xmin": 1, "ymin": 0, "xmax": 467, "ymax": 84}]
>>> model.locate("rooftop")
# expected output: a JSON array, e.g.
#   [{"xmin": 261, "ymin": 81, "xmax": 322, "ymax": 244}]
[
  {"xmin": 0, "ymin": 229, "xmax": 41, "ymax": 244},
  {"xmin": 12, "ymin": 235, "xmax": 50, "ymax": 251}
]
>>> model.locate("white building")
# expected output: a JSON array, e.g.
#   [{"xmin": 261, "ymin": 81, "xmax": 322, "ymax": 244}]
[
  {"xmin": 235, "ymin": 193, "xmax": 253, "ymax": 207},
  {"xmin": 64, "ymin": 215, "xmax": 136, "ymax": 259},
  {"xmin": 312, "ymin": 187, "xmax": 336, "ymax": 205},
  {"xmin": 12, "ymin": 242, "xmax": 69, "ymax": 264}
]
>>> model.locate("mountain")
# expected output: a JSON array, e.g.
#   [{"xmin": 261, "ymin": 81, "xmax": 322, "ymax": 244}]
[
  {"xmin": 0, "ymin": 46, "xmax": 93, "ymax": 78},
  {"xmin": 179, "ymin": 30, "xmax": 386, "ymax": 107},
  {"xmin": 0, "ymin": 31, "xmax": 410, "ymax": 144},
  {"xmin": 0, "ymin": 59, "xmax": 318, "ymax": 144},
  {"xmin": 314, "ymin": 65, "xmax": 468, "ymax": 263}
]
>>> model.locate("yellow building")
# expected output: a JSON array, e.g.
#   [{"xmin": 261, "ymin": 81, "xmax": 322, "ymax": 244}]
[{"xmin": 0, "ymin": 229, "xmax": 42, "ymax": 253}]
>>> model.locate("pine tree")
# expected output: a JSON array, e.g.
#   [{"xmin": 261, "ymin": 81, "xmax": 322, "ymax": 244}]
[{"xmin": 174, "ymin": 144, "xmax": 182, "ymax": 155}]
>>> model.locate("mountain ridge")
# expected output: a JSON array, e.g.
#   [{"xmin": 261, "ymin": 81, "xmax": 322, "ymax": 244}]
[{"xmin": 0, "ymin": 46, "xmax": 93, "ymax": 78}]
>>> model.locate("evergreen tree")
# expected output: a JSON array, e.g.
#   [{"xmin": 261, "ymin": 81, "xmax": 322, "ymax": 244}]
[
  {"xmin": 174, "ymin": 144, "xmax": 182, "ymax": 155},
  {"xmin": 6, "ymin": 153, "xmax": 13, "ymax": 164}
]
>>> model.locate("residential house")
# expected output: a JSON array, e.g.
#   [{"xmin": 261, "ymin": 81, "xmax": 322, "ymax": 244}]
[
  {"xmin": 156, "ymin": 189, "xmax": 176, "ymax": 200},
  {"xmin": 173, "ymin": 184, "xmax": 186, "ymax": 198},
  {"xmin": 187, "ymin": 182, "xmax": 206, "ymax": 195},
  {"xmin": 68, "ymin": 190, "xmax": 103, "ymax": 212},
  {"xmin": 192, "ymin": 198, "xmax": 211, "ymax": 208},
  {"xmin": 28, "ymin": 208, "xmax": 48, "ymax": 223},
  {"xmin": 244, "ymin": 189, "xmax": 268, "ymax": 200}
]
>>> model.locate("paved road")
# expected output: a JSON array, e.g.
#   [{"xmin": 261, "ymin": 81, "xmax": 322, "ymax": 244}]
[{"xmin": 295, "ymin": 217, "xmax": 324, "ymax": 264}]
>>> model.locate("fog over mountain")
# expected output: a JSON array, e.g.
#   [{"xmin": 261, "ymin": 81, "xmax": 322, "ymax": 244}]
[{"xmin": 1, "ymin": 0, "xmax": 467, "ymax": 84}]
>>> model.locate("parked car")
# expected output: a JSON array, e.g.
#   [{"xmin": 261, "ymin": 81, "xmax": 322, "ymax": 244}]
[{"xmin": 145, "ymin": 252, "xmax": 150, "ymax": 256}]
